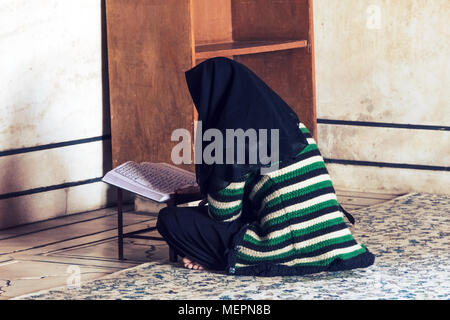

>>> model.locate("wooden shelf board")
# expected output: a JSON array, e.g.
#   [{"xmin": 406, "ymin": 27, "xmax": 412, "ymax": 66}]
[{"xmin": 195, "ymin": 40, "xmax": 308, "ymax": 59}]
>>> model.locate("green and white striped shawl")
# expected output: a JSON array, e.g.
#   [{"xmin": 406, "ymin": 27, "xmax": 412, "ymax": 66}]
[{"xmin": 206, "ymin": 123, "xmax": 375, "ymax": 276}]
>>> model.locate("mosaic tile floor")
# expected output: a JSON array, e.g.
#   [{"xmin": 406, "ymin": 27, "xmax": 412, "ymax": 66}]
[{"xmin": 14, "ymin": 193, "xmax": 450, "ymax": 300}]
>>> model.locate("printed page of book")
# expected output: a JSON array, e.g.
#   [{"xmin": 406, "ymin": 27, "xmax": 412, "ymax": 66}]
[{"xmin": 102, "ymin": 161, "xmax": 197, "ymax": 202}]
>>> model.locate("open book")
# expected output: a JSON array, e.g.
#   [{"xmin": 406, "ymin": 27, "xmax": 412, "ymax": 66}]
[{"xmin": 102, "ymin": 161, "xmax": 198, "ymax": 202}]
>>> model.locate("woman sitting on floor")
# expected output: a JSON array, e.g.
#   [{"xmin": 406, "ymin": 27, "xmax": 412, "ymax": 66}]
[{"xmin": 157, "ymin": 57, "xmax": 374, "ymax": 277}]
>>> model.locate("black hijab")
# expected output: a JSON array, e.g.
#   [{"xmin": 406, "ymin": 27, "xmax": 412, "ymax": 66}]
[{"xmin": 185, "ymin": 57, "xmax": 308, "ymax": 194}]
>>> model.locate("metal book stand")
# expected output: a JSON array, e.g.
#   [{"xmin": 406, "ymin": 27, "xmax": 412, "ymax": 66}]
[{"xmin": 116, "ymin": 188, "xmax": 204, "ymax": 262}]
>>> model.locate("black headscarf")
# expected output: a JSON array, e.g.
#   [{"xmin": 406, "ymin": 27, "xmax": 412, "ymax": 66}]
[{"xmin": 185, "ymin": 57, "xmax": 308, "ymax": 194}]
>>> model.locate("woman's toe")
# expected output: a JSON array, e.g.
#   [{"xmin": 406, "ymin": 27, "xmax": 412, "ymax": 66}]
[{"xmin": 182, "ymin": 257, "xmax": 191, "ymax": 264}]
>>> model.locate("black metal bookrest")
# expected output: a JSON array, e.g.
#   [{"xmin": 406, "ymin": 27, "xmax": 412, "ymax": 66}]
[{"xmin": 116, "ymin": 188, "xmax": 204, "ymax": 262}]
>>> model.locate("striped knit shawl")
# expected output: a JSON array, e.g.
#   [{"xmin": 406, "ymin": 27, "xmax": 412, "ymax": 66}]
[{"xmin": 206, "ymin": 123, "xmax": 375, "ymax": 276}]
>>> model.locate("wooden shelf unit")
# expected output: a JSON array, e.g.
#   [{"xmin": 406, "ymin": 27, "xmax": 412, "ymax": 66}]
[{"xmin": 106, "ymin": 0, "xmax": 316, "ymax": 169}]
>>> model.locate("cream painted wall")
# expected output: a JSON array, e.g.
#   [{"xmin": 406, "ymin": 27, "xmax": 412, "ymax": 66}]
[
  {"xmin": 313, "ymin": 0, "xmax": 450, "ymax": 195},
  {"xmin": 0, "ymin": 0, "xmax": 114, "ymax": 229}
]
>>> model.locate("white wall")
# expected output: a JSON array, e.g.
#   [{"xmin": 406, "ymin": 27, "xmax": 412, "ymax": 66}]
[
  {"xmin": 313, "ymin": 0, "xmax": 450, "ymax": 195},
  {"xmin": 0, "ymin": 0, "xmax": 113, "ymax": 229}
]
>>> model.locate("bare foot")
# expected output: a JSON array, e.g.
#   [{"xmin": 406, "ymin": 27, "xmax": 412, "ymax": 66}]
[{"xmin": 182, "ymin": 257, "xmax": 204, "ymax": 270}]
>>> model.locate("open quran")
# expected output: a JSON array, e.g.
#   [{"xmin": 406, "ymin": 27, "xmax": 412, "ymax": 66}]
[{"xmin": 102, "ymin": 161, "xmax": 198, "ymax": 202}]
